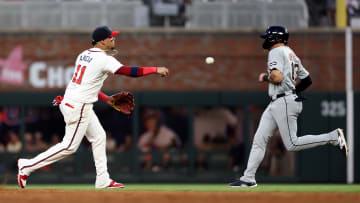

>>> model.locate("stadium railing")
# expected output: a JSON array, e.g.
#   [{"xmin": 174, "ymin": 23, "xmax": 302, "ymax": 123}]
[
  {"xmin": 0, "ymin": 1, "xmax": 149, "ymax": 29},
  {"xmin": 186, "ymin": 0, "xmax": 309, "ymax": 29}
]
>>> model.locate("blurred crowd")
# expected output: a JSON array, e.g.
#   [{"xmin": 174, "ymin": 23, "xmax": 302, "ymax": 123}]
[
  {"xmin": 0, "ymin": 105, "xmax": 242, "ymax": 171},
  {"xmin": 306, "ymin": 0, "xmax": 359, "ymax": 27},
  {"xmin": 0, "ymin": 104, "xmax": 293, "ymax": 176},
  {"xmin": 0, "ymin": 106, "xmax": 64, "ymax": 153}
]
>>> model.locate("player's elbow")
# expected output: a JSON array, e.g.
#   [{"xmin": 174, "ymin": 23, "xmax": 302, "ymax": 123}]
[
  {"xmin": 303, "ymin": 75, "xmax": 312, "ymax": 86},
  {"xmin": 285, "ymin": 143, "xmax": 302, "ymax": 152},
  {"xmin": 286, "ymin": 145, "xmax": 297, "ymax": 152}
]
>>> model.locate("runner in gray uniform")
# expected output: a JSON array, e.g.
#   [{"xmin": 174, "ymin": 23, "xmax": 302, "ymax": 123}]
[{"xmin": 228, "ymin": 26, "xmax": 349, "ymax": 188}]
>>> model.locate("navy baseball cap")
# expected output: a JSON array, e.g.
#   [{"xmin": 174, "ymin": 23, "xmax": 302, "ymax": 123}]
[{"xmin": 92, "ymin": 26, "xmax": 120, "ymax": 43}]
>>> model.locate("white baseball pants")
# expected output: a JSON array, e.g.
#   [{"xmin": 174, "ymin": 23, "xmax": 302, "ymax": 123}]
[{"xmin": 19, "ymin": 97, "xmax": 111, "ymax": 188}]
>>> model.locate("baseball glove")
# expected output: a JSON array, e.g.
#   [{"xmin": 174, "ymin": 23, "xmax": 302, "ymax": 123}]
[{"xmin": 111, "ymin": 91, "xmax": 135, "ymax": 114}]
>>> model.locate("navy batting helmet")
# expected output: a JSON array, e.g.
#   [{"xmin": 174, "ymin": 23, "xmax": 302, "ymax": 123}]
[{"xmin": 261, "ymin": 26, "xmax": 289, "ymax": 50}]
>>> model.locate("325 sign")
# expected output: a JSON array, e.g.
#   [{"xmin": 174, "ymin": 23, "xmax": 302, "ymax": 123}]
[{"xmin": 320, "ymin": 100, "xmax": 346, "ymax": 117}]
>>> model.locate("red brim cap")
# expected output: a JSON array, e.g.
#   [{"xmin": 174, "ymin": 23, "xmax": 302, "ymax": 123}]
[{"xmin": 109, "ymin": 31, "xmax": 120, "ymax": 38}]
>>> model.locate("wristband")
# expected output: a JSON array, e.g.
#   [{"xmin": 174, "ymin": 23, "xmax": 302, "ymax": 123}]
[
  {"xmin": 98, "ymin": 91, "xmax": 109, "ymax": 102},
  {"xmin": 262, "ymin": 74, "xmax": 269, "ymax": 82}
]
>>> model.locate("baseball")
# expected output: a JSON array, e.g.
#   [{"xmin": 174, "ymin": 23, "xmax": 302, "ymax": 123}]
[{"xmin": 205, "ymin": 56, "xmax": 215, "ymax": 64}]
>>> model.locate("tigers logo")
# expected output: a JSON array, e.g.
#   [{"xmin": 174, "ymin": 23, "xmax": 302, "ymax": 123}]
[
  {"xmin": 289, "ymin": 53, "xmax": 296, "ymax": 61},
  {"xmin": 0, "ymin": 46, "xmax": 27, "ymax": 85}
]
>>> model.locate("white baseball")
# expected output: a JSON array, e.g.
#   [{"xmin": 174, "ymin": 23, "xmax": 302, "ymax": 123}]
[{"xmin": 205, "ymin": 57, "xmax": 215, "ymax": 64}]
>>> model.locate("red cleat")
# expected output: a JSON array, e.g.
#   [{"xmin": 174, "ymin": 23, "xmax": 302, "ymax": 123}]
[
  {"xmin": 107, "ymin": 180, "xmax": 125, "ymax": 189},
  {"xmin": 17, "ymin": 159, "xmax": 28, "ymax": 189},
  {"xmin": 17, "ymin": 174, "xmax": 28, "ymax": 189}
]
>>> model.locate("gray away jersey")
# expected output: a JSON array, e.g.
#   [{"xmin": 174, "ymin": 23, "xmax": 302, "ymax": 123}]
[{"xmin": 267, "ymin": 46, "xmax": 309, "ymax": 97}]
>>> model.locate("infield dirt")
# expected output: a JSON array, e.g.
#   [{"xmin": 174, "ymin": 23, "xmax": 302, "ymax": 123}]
[{"xmin": 1, "ymin": 189, "xmax": 359, "ymax": 203}]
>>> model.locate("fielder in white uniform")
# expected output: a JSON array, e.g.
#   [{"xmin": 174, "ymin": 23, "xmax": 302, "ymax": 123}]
[
  {"xmin": 17, "ymin": 26, "xmax": 169, "ymax": 189},
  {"xmin": 228, "ymin": 26, "xmax": 349, "ymax": 188}
]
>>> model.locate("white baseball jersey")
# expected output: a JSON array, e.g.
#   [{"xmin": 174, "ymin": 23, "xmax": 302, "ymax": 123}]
[
  {"xmin": 64, "ymin": 48, "xmax": 123, "ymax": 103},
  {"xmin": 18, "ymin": 48, "xmax": 128, "ymax": 189},
  {"xmin": 267, "ymin": 46, "xmax": 309, "ymax": 97}
]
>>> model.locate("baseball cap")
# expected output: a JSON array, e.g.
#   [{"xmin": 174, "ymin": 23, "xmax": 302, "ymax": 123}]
[{"xmin": 92, "ymin": 26, "xmax": 120, "ymax": 43}]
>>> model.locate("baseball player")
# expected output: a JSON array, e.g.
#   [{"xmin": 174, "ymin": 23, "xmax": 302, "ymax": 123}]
[
  {"xmin": 229, "ymin": 26, "xmax": 348, "ymax": 188},
  {"xmin": 17, "ymin": 26, "xmax": 169, "ymax": 189}
]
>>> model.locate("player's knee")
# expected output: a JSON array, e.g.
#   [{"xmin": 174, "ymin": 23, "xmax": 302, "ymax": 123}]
[
  {"xmin": 253, "ymin": 136, "xmax": 267, "ymax": 148},
  {"xmin": 285, "ymin": 144, "xmax": 297, "ymax": 152},
  {"xmin": 64, "ymin": 144, "xmax": 80, "ymax": 154},
  {"xmin": 90, "ymin": 132, "xmax": 106, "ymax": 147},
  {"xmin": 56, "ymin": 141, "xmax": 77, "ymax": 155},
  {"xmin": 285, "ymin": 136, "xmax": 303, "ymax": 151},
  {"xmin": 96, "ymin": 132, "xmax": 106, "ymax": 143},
  {"xmin": 63, "ymin": 149, "xmax": 76, "ymax": 155}
]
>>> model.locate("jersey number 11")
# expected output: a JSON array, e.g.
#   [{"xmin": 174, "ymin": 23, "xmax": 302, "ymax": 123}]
[{"xmin": 72, "ymin": 65, "xmax": 87, "ymax": 84}]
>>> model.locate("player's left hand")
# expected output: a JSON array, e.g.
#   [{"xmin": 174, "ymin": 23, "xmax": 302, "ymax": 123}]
[
  {"xmin": 157, "ymin": 67, "xmax": 169, "ymax": 77},
  {"xmin": 258, "ymin": 73, "xmax": 267, "ymax": 82},
  {"xmin": 110, "ymin": 91, "xmax": 135, "ymax": 114}
]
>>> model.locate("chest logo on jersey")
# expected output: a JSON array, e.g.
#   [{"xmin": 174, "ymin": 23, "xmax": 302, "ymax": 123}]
[
  {"xmin": 289, "ymin": 53, "xmax": 296, "ymax": 61},
  {"xmin": 80, "ymin": 55, "xmax": 93, "ymax": 63},
  {"xmin": 269, "ymin": 61, "xmax": 277, "ymax": 67}
]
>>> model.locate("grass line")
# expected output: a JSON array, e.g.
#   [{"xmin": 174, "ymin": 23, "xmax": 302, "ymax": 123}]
[{"xmin": 4, "ymin": 184, "xmax": 360, "ymax": 193}]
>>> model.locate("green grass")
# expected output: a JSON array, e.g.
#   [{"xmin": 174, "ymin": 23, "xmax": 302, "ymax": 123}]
[{"xmin": 4, "ymin": 184, "xmax": 360, "ymax": 193}]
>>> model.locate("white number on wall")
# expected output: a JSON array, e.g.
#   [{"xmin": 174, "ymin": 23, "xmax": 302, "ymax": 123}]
[{"xmin": 321, "ymin": 101, "xmax": 346, "ymax": 117}]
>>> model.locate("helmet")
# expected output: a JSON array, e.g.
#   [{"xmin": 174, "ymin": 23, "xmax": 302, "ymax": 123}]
[{"xmin": 261, "ymin": 26, "xmax": 289, "ymax": 50}]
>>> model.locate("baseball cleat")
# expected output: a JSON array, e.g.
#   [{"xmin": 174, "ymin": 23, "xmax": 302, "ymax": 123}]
[
  {"xmin": 17, "ymin": 159, "xmax": 28, "ymax": 189},
  {"xmin": 337, "ymin": 128, "xmax": 348, "ymax": 157},
  {"xmin": 17, "ymin": 174, "xmax": 28, "ymax": 189},
  {"xmin": 228, "ymin": 180, "xmax": 257, "ymax": 188},
  {"xmin": 106, "ymin": 180, "xmax": 125, "ymax": 189}
]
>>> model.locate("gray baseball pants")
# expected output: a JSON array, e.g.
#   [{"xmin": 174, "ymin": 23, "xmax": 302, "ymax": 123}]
[{"xmin": 241, "ymin": 94, "xmax": 339, "ymax": 183}]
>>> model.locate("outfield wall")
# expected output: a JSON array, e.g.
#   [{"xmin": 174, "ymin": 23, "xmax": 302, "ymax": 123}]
[
  {"xmin": 0, "ymin": 91, "xmax": 358, "ymax": 183},
  {"xmin": 0, "ymin": 29, "xmax": 359, "ymax": 92},
  {"xmin": 0, "ymin": 29, "xmax": 358, "ymax": 183}
]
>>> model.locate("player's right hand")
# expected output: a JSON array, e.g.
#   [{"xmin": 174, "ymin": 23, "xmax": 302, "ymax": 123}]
[
  {"xmin": 52, "ymin": 95, "xmax": 64, "ymax": 106},
  {"xmin": 157, "ymin": 67, "xmax": 169, "ymax": 77}
]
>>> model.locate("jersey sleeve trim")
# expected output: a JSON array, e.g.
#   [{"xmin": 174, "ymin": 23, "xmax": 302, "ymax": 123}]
[
  {"xmin": 130, "ymin": 66, "xmax": 139, "ymax": 77},
  {"xmin": 115, "ymin": 66, "xmax": 157, "ymax": 77},
  {"xmin": 98, "ymin": 91, "xmax": 109, "ymax": 103}
]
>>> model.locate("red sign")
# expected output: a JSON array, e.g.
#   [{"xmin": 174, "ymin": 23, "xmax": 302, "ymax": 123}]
[{"xmin": 0, "ymin": 46, "xmax": 27, "ymax": 85}]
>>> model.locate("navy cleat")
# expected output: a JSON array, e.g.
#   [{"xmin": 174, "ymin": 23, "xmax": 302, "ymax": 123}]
[{"xmin": 228, "ymin": 180, "xmax": 257, "ymax": 188}]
